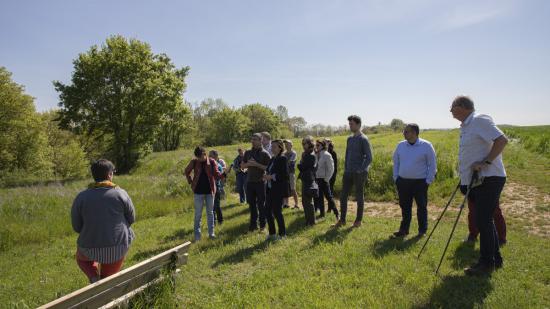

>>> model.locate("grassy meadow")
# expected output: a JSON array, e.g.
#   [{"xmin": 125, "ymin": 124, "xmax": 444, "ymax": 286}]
[{"xmin": 0, "ymin": 127, "xmax": 549, "ymax": 308}]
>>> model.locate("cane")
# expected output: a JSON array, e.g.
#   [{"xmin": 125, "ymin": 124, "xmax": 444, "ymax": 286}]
[
  {"xmin": 434, "ymin": 171, "xmax": 481, "ymax": 274},
  {"xmin": 417, "ymin": 180, "xmax": 461, "ymax": 260}
]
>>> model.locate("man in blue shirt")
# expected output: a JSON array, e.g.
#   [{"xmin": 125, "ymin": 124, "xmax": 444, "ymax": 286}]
[
  {"xmin": 333, "ymin": 115, "xmax": 373, "ymax": 228},
  {"xmin": 391, "ymin": 123, "xmax": 437, "ymax": 238}
]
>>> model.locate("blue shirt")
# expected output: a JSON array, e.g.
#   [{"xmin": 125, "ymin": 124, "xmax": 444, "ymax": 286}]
[
  {"xmin": 344, "ymin": 133, "xmax": 373, "ymax": 173},
  {"xmin": 392, "ymin": 138, "xmax": 437, "ymax": 184}
]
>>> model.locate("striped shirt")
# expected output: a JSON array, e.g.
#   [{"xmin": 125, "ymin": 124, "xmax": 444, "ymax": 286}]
[{"xmin": 78, "ymin": 243, "xmax": 130, "ymax": 264}]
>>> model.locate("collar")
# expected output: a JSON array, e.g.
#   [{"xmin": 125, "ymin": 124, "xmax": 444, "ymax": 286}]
[
  {"xmin": 461, "ymin": 112, "xmax": 475, "ymax": 127},
  {"xmin": 88, "ymin": 180, "xmax": 117, "ymax": 189}
]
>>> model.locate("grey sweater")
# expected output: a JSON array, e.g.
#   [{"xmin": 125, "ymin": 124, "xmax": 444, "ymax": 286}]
[
  {"xmin": 344, "ymin": 133, "xmax": 373, "ymax": 174},
  {"xmin": 71, "ymin": 187, "xmax": 135, "ymax": 249}
]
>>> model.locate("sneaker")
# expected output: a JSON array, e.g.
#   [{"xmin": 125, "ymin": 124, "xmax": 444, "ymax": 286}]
[
  {"xmin": 464, "ymin": 262, "xmax": 494, "ymax": 276},
  {"xmin": 390, "ymin": 231, "xmax": 408, "ymax": 238},
  {"xmin": 331, "ymin": 220, "xmax": 346, "ymax": 228},
  {"xmin": 352, "ymin": 221, "xmax": 362, "ymax": 228},
  {"xmin": 416, "ymin": 232, "xmax": 426, "ymax": 238}
]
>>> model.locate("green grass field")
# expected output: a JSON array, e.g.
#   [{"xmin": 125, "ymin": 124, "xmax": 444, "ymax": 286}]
[{"xmin": 1, "ymin": 128, "xmax": 549, "ymax": 308}]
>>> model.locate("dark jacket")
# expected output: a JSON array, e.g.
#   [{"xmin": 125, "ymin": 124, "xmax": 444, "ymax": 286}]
[
  {"xmin": 328, "ymin": 149, "xmax": 338, "ymax": 181},
  {"xmin": 266, "ymin": 155, "xmax": 291, "ymax": 198},
  {"xmin": 184, "ymin": 158, "xmax": 222, "ymax": 195},
  {"xmin": 298, "ymin": 151, "xmax": 318, "ymax": 191}
]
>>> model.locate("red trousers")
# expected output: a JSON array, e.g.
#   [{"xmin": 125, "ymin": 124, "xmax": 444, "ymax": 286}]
[
  {"xmin": 467, "ymin": 198, "xmax": 507, "ymax": 241},
  {"xmin": 76, "ymin": 250, "xmax": 125, "ymax": 283}
]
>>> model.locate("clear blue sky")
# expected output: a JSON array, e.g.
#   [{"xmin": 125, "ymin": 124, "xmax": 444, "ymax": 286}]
[{"xmin": 1, "ymin": 0, "xmax": 549, "ymax": 128}]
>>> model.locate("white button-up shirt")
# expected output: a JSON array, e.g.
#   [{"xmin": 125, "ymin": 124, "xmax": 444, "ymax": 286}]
[
  {"xmin": 392, "ymin": 138, "xmax": 437, "ymax": 184},
  {"xmin": 459, "ymin": 112, "xmax": 506, "ymax": 185}
]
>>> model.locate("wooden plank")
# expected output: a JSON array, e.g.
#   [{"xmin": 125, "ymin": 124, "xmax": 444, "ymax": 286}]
[
  {"xmin": 39, "ymin": 241, "xmax": 191, "ymax": 309},
  {"xmin": 100, "ymin": 269, "xmax": 182, "ymax": 309}
]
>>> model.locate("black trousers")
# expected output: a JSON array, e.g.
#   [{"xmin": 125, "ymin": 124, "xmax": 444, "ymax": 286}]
[
  {"xmin": 302, "ymin": 188, "xmax": 318, "ymax": 225},
  {"xmin": 266, "ymin": 188, "xmax": 286, "ymax": 236},
  {"xmin": 246, "ymin": 182, "xmax": 266, "ymax": 230},
  {"xmin": 396, "ymin": 178, "xmax": 428, "ymax": 234},
  {"xmin": 213, "ymin": 190, "xmax": 223, "ymax": 224},
  {"xmin": 314, "ymin": 178, "xmax": 339, "ymax": 218},
  {"xmin": 463, "ymin": 176, "xmax": 506, "ymax": 266}
]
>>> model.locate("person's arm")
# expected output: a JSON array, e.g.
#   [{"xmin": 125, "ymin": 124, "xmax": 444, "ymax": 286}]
[
  {"xmin": 71, "ymin": 195, "xmax": 83, "ymax": 233},
  {"xmin": 392, "ymin": 145, "xmax": 399, "ymax": 182},
  {"xmin": 360, "ymin": 137, "xmax": 373, "ymax": 172},
  {"xmin": 184, "ymin": 160, "xmax": 194, "ymax": 184},
  {"xmin": 326, "ymin": 154, "xmax": 334, "ymax": 182},
  {"xmin": 123, "ymin": 191, "xmax": 136, "ymax": 225},
  {"xmin": 472, "ymin": 135, "xmax": 509, "ymax": 172},
  {"xmin": 426, "ymin": 143, "xmax": 437, "ymax": 184}
]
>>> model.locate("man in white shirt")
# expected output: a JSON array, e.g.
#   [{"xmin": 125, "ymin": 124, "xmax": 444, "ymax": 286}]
[
  {"xmin": 451, "ymin": 95, "xmax": 509, "ymax": 276},
  {"xmin": 392, "ymin": 123, "xmax": 437, "ymax": 238},
  {"xmin": 261, "ymin": 131, "xmax": 273, "ymax": 156}
]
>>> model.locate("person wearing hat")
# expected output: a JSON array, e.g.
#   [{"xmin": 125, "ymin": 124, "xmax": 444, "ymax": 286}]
[
  {"xmin": 283, "ymin": 139, "xmax": 299, "ymax": 209},
  {"xmin": 241, "ymin": 133, "xmax": 272, "ymax": 232}
]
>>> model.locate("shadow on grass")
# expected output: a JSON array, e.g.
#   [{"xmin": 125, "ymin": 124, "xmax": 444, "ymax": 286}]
[
  {"xmin": 414, "ymin": 275, "xmax": 492, "ymax": 309},
  {"xmin": 308, "ymin": 226, "xmax": 353, "ymax": 248},
  {"xmin": 220, "ymin": 206, "xmax": 249, "ymax": 221},
  {"xmin": 371, "ymin": 234, "xmax": 423, "ymax": 257},
  {"xmin": 451, "ymin": 241, "xmax": 478, "ymax": 270},
  {"xmin": 211, "ymin": 239, "xmax": 271, "ymax": 268},
  {"xmin": 131, "ymin": 244, "xmax": 176, "ymax": 261}
]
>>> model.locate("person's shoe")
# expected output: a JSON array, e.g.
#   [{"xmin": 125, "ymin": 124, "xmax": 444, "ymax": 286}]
[
  {"xmin": 248, "ymin": 226, "xmax": 258, "ymax": 233},
  {"xmin": 390, "ymin": 231, "xmax": 408, "ymax": 239},
  {"xmin": 495, "ymin": 259, "xmax": 503, "ymax": 269},
  {"xmin": 464, "ymin": 262, "xmax": 495, "ymax": 276},
  {"xmin": 292, "ymin": 205, "xmax": 300, "ymax": 209},
  {"xmin": 331, "ymin": 220, "xmax": 346, "ymax": 228},
  {"xmin": 208, "ymin": 235, "xmax": 217, "ymax": 240},
  {"xmin": 499, "ymin": 239, "xmax": 507, "ymax": 247},
  {"xmin": 463, "ymin": 235, "xmax": 477, "ymax": 243},
  {"xmin": 259, "ymin": 227, "xmax": 266, "ymax": 233},
  {"xmin": 90, "ymin": 276, "xmax": 100, "ymax": 284},
  {"xmin": 327, "ymin": 208, "xmax": 332, "ymax": 213},
  {"xmin": 416, "ymin": 232, "xmax": 426, "ymax": 238},
  {"xmin": 283, "ymin": 204, "xmax": 290, "ymax": 209},
  {"xmin": 352, "ymin": 221, "xmax": 362, "ymax": 228}
]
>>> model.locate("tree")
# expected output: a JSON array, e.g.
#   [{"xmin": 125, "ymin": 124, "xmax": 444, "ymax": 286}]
[
  {"xmin": 390, "ymin": 118, "xmax": 405, "ymax": 131},
  {"xmin": 205, "ymin": 107, "xmax": 250, "ymax": 146},
  {"xmin": 286, "ymin": 116, "xmax": 307, "ymax": 137},
  {"xmin": 0, "ymin": 67, "xmax": 52, "ymax": 180},
  {"xmin": 274, "ymin": 105, "xmax": 289, "ymax": 121},
  {"xmin": 240, "ymin": 103, "xmax": 280, "ymax": 137},
  {"xmin": 154, "ymin": 101, "xmax": 193, "ymax": 152},
  {"xmin": 40, "ymin": 110, "xmax": 88, "ymax": 179},
  {"xmin": 54, "ymin": 35, "xmax": 189, "ymax": 173}
]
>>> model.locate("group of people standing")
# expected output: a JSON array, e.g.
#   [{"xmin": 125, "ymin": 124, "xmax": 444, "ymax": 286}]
[{"xmin": 70, "ymin": 95, "xmax": 509, "ymax": 284}]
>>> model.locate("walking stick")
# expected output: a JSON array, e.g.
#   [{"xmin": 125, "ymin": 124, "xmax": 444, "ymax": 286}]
[
  {"xmin": 434, "ymin": 171, "xmax": 481, "ymax": 274},
  {"xmin": 417, "ymin": 181, "xmax": 461, "ymax": 260}
]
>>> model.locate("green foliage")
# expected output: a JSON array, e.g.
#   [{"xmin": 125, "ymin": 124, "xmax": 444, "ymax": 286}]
[
  {"xmin": 0, "ymin": 67, "xmax": 52, "ymax": 184},
  {"xmin": 154, "ymin": 102, "xmax": 194, "ymax": 152},
  {"xmin": 40, "ymin": 110, "xmax": 89, "ymax": 179},
  {"xmin": 239, "ymin": 103, "xmax": 281, "ymax": 137},
  {"xmin": 503, "ymin": 126, "xmax": 550, "ymax": 159},
  {"xmin": 54, "ymin": 35, "xmax": 190, "ymax": 173},
  {"xmin": 205, "ymin": 106, "xmax": 250, "ymax": 146}
]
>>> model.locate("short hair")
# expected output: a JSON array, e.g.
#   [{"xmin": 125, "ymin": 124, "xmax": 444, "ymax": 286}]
[
  {"xmin": 91, "ymin": 159, "xmax": 115, "ymax": 182},
  {"xmin": 302, "ymin": 136, "xmax": 315, "ymax": 150},
  {"xmin": 260, "ymin": 131, "xmax": 271, "ymax": 140},
  {"xmin": 194, "ymin": 146, "xmax": 206, "ymax": 158},
  {"xmin": 347, "ymin": 115, "xmax": 362, "ymax": 125},
  {"xmin": 251, "ymin": 133, "xmax": 262, "ymax": 140},
  {"xmin": 271, "ymin": 139, "xmax": 285, "ymax": 154},
  {"xmin": 283, "ymin": 139, "xmax": 293, "ymax": 145},
  {"xmin": 452, "ymin": 96, "xmax": 475, "ymax": 110},
  {"xmin": 316, "ymin": 139, "xmax": 327, "ymax": 150},
  {"xmin": 209, "ymin": 150, "xmax": 218, "ymax": 158},
  {"xmin": 406, "ymin": 123, "xmax": 420, "ymax": 135}
]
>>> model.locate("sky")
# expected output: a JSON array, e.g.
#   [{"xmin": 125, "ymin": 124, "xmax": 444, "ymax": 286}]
[{"xmin": 1, "ymin": 0, "xmax": 549, "ymax": 128}]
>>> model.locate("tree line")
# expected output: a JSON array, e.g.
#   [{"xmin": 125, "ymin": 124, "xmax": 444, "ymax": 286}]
[{"xmin": 0, "ymin": 35, "xmax": 406, "ymax": 186}]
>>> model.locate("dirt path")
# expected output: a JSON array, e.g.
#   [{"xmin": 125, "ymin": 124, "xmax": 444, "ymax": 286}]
[{"xmin": 279, "ymin": 181, "xmax": 550, "ymax": 237}]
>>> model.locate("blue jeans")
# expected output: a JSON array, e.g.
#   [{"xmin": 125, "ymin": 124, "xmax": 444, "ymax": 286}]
[
  {"xmin": 236, "ymin": 173, "xmax": 247, "ymax": 203},
  {"xmin": 194, "ymin": 194, "xmax": 215, "ymax": 240}
]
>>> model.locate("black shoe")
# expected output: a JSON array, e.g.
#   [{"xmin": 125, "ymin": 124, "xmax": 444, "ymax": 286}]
[
  {"xmin": 464, "ymin": 262, "xmax": 495, "ymax": 276},
  {"xmin": 463, "ymin": 234, "xmax": 477, "ymax": 243},
  {"xmin": 283, "ymin": 204, "xmax": 290, "ymax": 209},
  {"xmin": 390, "ymin": 231, "xmax": 408, "ymax": 239},
  {"xmin": 416, "ymin": 232, "xmax": 426, "ymax": 238}
]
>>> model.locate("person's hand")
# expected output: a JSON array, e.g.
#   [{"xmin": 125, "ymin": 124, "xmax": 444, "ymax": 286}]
[{"xmin": 471, "ymin": 161, "xmax": 487, "ymax": 172}]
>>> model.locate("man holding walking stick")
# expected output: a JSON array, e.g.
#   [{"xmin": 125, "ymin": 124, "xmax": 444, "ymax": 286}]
[{"xmin": 451, "ymin": 95, "xmax": 509, "ymax": 276}]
